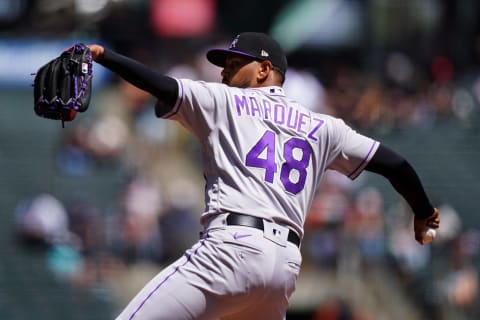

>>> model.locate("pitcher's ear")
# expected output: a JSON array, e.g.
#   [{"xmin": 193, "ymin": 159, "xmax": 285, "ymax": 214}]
[{"xmin": 258, "ymin": 60, "xmax": 273, "ymax": 80}]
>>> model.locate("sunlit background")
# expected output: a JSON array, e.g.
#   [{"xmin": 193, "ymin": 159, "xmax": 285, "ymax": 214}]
[{"xmin": 1, "ymin": 0, "xmax": 480, "ymax": 319}]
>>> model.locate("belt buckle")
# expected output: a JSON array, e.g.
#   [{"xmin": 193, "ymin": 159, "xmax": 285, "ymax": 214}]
[{"xmin": 263, "ymin": 220, "xmax": 289, "ymax": 247}]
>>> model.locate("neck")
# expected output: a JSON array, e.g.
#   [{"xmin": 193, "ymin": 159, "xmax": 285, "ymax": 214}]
[{"xmin": 255, "ymin": 73, "xmax": 283, "ymax": 88}]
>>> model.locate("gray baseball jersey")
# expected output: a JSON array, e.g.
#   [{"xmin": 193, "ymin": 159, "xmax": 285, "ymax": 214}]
[
  {"xmin": 115, "ymin": 80, "xmax": 379, "ymax": 320},
  {"xmin": 163, "ymin": 80, "xmax": 379, "ymax": 238}
]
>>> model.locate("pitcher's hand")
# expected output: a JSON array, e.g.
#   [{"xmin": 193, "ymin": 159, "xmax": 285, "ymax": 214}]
[
  {"xmin": 87, "ymin": 44, "xmax": 105, "ymax": 62},
  {"xmin": 414, "ymin": 208, "xmax": 440, "ymax": 245}
]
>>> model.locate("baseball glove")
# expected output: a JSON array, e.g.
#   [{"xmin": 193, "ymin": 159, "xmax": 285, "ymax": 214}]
[{"xmin": 33, "ymin": 43, "xmax": 93, "ymax": 126}]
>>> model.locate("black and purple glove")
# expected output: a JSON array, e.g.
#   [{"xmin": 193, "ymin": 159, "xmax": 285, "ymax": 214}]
[{"xmin": 33, "ymin": 43, "xmax": 93, "ymax": 126}]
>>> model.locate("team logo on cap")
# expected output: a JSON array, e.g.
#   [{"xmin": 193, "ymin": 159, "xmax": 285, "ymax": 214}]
[
  {"xmin": 261, "ymin": 50, "xmax": 269, "ymax": 57},
  {"xmin": 230, "ymin": 35, "xmax": 240, "ymax": 49}
]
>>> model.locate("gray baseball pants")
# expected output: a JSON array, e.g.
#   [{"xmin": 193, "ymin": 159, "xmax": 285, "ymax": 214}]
[{"xmin": 115, "ymin": 214, "xmax": 302, "ymax": 320}]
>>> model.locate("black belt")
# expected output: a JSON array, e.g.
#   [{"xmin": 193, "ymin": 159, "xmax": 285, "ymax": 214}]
[{"xmin": 226, "ymin": 213, "xmax": 301, "ymax": 247}]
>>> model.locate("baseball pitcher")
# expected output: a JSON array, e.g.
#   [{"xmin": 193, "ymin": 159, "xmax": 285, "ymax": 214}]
[{"xmin": 84, "ymin": 33, "xmax": 440, "ymax": 320}]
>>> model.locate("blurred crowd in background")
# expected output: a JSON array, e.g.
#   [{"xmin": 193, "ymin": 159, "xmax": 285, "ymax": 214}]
[{"xmin": 2, "ymin": 0, "xmax": 480, "ymax": 319}]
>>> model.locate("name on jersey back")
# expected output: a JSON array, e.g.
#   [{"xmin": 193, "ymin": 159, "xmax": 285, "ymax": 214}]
[{"xmin": 234, "ymin": 94, "xmax": 324, "ymax": 143}]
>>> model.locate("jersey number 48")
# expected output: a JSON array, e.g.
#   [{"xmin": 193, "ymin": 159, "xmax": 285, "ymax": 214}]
[{"xmin": 245, "ymin": 130, "xmax": 311, "ymax": 194}]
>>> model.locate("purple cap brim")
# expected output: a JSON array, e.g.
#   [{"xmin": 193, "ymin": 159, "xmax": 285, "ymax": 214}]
[{"xmin": 206, "ymin": 49, "xmax": 259, "ymax": 68}]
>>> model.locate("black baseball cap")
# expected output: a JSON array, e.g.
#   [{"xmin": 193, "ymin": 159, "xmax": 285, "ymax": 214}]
[{"xmin": 207, "ymin": 32, "xmax": 288, "ymax": 76}]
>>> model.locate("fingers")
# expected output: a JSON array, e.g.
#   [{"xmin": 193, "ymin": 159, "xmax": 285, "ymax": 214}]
[
  {"xmin": 427, "ymin": 208, "xmax": 440, "ymax": 229},
  {"xmin": 415, "ymin": 233, "xmax": 424, "ymax": 244},
  {"xmin": 414, "ymin": 208, "xmax": 440, "ymax": 245}
]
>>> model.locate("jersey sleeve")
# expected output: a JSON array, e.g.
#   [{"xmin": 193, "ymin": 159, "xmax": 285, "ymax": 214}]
[
  {"xmin": 327, "ymin": 118, "xmax": 379, "ymax": 180},
  {"xmin": 158, "ymin": 78, "xmax": 226, "ymax": 140}
]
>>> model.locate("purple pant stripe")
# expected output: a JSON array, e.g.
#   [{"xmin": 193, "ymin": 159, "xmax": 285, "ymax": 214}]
[{"xmin": 128, "ymin": 238, "xmax": 207, "ymax": 319}]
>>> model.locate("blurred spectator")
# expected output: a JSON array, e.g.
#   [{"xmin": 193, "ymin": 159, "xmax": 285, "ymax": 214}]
[
  {"xmin": 325, "ymin": 66, "xmax": 363, "ymax": 122},
  {"xmin": 351, "ymin": 76, "xmax": 388, "ymax": 129},
  {"xmin": 68, "ymin": 200, "xmax": 105, "ymax": 256},
  {"xmin": 386, "ymin": 201, "xmax": 431, "ymax": 277},
  {"xmin": 283, "ymin": 67, "xmax": 327, "ymax": 113},
  {"xmin": 47, "ymin": 243, "xmax": 84, "ymax": 280},
  {"xmin": 15, "ymin": 193, "xmax": 75, "ymax": 248},
  {"xmin": 84, "ymin": 115, "xmax": 131, "ymax": 159},
  {"xmin": 56, "ymin": 117, "xmax": 129, "ymax": 176},
  {"xmin": 427, "ymin": 82, "xmax": 454, "ymax": 121},
  {"xmin": 56, "ymin": 124, "xmax": 96, "ymax": 176},
  {"xmin": 434, "ymin": 203, "xmax": 463, "ymax": 245},
  {"xmin": 349, "ymin": 187, "xmax": 385, "ymax": 266},
  {"xmin": 107, "ymin": 176, "xmax": 164, "ymax": 265},
  {"xmin": 305, "ymin": 171, "xmax": 353, "ymax": 268},
  {"xmin": 14, "ymin": 193, "xmax": 88, "ymax": 281},
  {"xmin": 436, "ymin": 229, "xmax": 480, "ymax": 319},
  {"xmin": 159, "ymin": 179, "xmax": 200, "ymax": 263}
]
